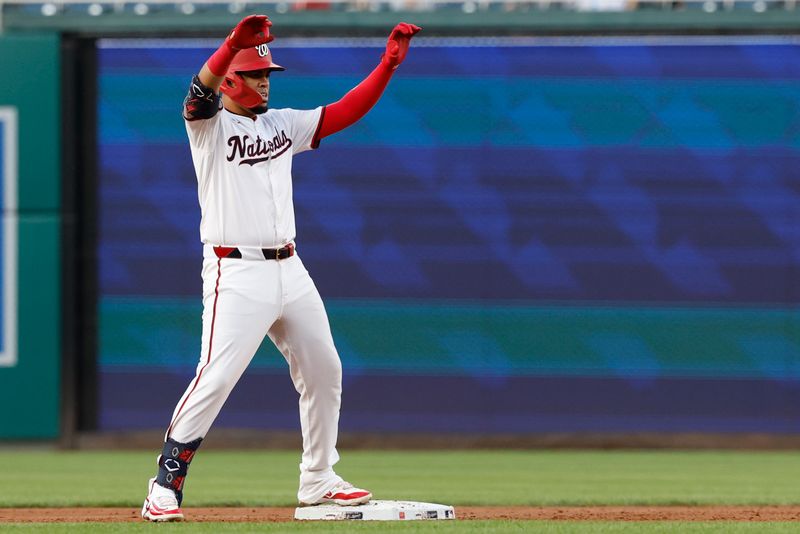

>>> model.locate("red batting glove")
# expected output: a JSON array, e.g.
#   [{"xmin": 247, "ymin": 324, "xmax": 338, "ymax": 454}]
[
  {"xmin": 381, "ymin": 22, "xmax": 422, "ymax": 70},
  {"xmin": 207, "ymin": 15, "xmax": 274, "ymax": 77},
  {"xmin": 227, "ymin": 14, "xmax": 274, "ymax": 50}
]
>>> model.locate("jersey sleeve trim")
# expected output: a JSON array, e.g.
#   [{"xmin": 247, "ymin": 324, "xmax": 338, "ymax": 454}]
[{"xmin": 311, "ymin": 105, "xmax": 326, "ymax": 149}]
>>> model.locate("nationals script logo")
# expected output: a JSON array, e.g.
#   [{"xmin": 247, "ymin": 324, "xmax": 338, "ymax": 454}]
[{"xmin": 226, "ymin": 129, "xmax": 292, "ymax": 166}]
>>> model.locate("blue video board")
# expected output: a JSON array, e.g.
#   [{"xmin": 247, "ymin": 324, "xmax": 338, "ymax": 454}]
[{"xmin": 96, "ymin": 37, "xmax": 800, "ymax": 433}]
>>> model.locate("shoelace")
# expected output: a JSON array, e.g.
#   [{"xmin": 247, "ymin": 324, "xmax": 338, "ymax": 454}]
[
  {"xmin": 150, "ymin": 493, "xmax": 179, "ymax": 510},
  {"xmin": 325, "ymin": 481, "xmax": 355, "ymax": 496}
]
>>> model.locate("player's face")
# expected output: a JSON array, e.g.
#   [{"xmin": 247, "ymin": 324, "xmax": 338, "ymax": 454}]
[{"xmin": 240, "ymin": 69, "xmax": 270, "ymax": 114}]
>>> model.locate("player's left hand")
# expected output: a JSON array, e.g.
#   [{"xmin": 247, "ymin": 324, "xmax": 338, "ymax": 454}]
[{"xmin": 381, "ymin": 22, "xmax": 422, "ymax": 70}]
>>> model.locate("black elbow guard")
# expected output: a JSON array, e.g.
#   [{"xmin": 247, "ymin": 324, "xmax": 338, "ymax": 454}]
[{"xmin": 183, "ymin": 75, "xmax": 220, "ymax": 120}]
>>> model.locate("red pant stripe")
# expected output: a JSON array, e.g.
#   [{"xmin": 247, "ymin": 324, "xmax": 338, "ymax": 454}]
[{"xmin": 166, "ymin": 258, "xmax": 223, "ymax": 439}]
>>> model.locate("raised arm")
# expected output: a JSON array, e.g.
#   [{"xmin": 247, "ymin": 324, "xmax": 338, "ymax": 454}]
[
  {"xmin": 184, "ymin": 15, "xmax": 273, "ymax": 120},
  {"xmin": 201, "ymin": 15, "xmax": 273, "ymax": 90},
  {"xmin": 316, "ymin": 23, "xmax": 421, "ymax": 141}
]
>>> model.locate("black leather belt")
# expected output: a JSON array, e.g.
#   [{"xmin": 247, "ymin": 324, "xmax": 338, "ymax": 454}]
[{"xmin": 213, "ymin": 243, "xmax": 295, "ymax": 260}]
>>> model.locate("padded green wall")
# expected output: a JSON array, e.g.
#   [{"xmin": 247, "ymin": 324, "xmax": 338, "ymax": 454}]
[{"xmin": 0, "ymin": 33, "xmax": 61, "ymax": 439}]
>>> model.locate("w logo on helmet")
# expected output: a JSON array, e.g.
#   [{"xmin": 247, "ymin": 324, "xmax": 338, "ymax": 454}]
[{"xmin": 256, "ymin": 44, "xmax": 270, "ymax": 57}]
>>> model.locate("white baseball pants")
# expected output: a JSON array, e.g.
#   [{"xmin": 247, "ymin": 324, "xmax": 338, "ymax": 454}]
[{"xmin": 164, "ymin": 244, "xmax": 344, "ymax": 504}]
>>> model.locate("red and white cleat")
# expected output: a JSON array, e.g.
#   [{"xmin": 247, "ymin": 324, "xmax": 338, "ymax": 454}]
[
  {"xmin": 141, "ymin": 477, "xmax": 184, "ymax": 522},
  {"xmin": 312, "ymin": 481, "xmax": 372, "ymax": 506}
]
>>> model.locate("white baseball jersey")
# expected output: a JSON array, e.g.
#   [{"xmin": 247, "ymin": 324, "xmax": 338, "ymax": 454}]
[
  {"xmin": 185, "ymin": 106, "xmax": 323, "ymax": 248},
  {"xmin": 170, "ymin": 103, "xmax": 346, "ymax": 505}
]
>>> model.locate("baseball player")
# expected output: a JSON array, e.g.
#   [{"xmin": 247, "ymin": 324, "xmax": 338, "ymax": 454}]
[{"xmin": 140, "ymin": 15, "xmax": 421, "ymax": 522}]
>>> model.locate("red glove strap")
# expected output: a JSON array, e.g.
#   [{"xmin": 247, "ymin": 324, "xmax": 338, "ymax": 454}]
[
  {"xmin": 316, "ymin": 62, "xmax": 394, "ymax": 141},
  {"xmin": 206, "ymin": 40, "xmax": 238, "ymax": 77}
]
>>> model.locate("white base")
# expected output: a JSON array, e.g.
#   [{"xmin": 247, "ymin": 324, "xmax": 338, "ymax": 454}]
[{"xmin": 294, "ymin": 500, "xmax": 456, "ymax": 521}]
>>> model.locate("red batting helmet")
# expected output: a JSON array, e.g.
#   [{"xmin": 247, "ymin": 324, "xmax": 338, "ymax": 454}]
[{"xmin": 220, "ymin": 43, "xmax": 285, "ymax": 108}]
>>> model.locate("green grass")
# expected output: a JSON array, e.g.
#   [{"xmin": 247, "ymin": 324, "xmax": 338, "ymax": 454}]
[
  {"xmin": 0, "ymin": 449, "xmax": 799, "ymax": 508},
  {"xmin": 2, "ymin": 522, "xmax": 800, "ymax": 533}
]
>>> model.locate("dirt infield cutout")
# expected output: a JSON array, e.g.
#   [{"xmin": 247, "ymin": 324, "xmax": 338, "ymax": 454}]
[{"xmin": 2, "ymin": 506, "xmax": 800, "ymax": 522}]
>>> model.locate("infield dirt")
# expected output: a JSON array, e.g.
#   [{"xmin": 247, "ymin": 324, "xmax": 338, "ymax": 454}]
[{"xmin": 2, "ymin": 506, "xmax": 800, "ymax": 522}]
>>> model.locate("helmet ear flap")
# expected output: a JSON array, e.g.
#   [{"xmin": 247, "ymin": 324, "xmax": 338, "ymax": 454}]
[{"xmin": 219, "ymin": 73, "xmax": 263, "ymax": 109}]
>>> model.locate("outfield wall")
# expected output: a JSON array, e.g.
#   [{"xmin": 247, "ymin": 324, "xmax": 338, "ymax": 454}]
[
  {"xmin": 0, "ymin": 34, "xmax": 62, "ymax": 439},
  {"xmin": 96, "ymin": 37, "xmax": 800, "ymax": 435}
]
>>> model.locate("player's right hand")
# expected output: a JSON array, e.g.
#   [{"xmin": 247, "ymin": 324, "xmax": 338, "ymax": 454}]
[
  {"xmin": 381, "ymin": 22, "xmax": 422, "ymax": 70},
  {"xmin": 227, "ymin": 15, "xmax": 274, "ymax": 50}
]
